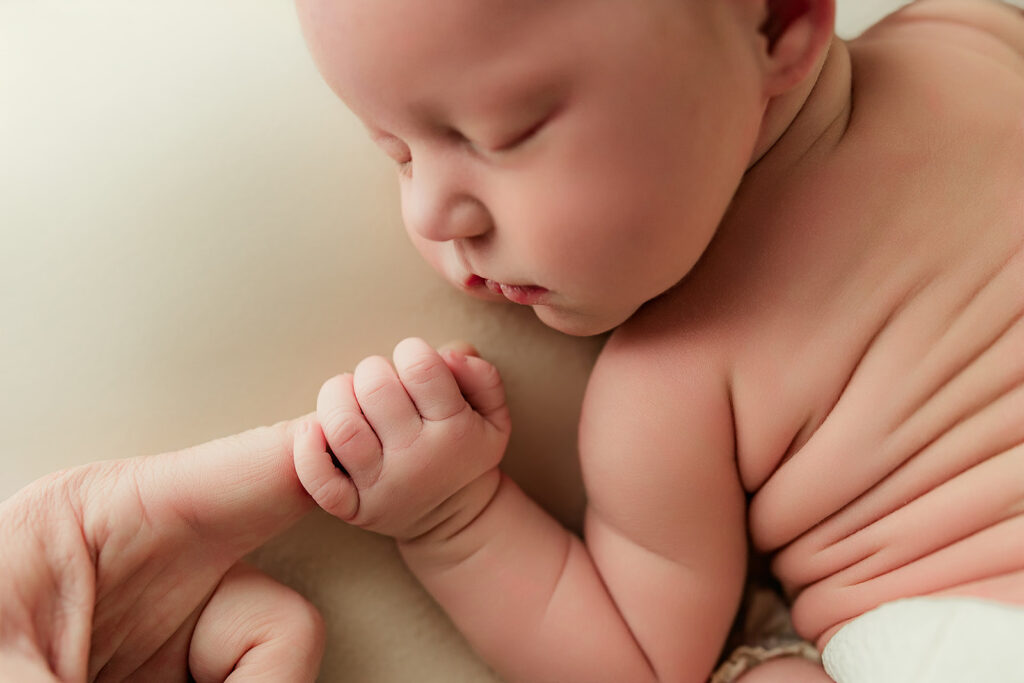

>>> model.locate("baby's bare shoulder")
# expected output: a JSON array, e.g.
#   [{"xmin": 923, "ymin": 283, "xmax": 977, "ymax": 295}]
[
  {"xmin": 844, "ymin": 0, "xmax": 1024, "ymax": 152},
  {"xmin": 864, "ymin": 0, "xmax": 1024, "ymax": 67},
  {"xmin": 578, "ymin": 296, "xmax": 736, "ymax": 477}
]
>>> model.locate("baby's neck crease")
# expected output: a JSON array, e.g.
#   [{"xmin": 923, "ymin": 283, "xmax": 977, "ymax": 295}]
[{"xmin": 748, "ymin": 37, "xmax": 854, "ymax": 174}]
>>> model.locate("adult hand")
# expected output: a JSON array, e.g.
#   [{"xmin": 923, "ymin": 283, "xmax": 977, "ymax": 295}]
[{"xmin": 0, "ymin": 415, "xmax": 323, "ymax": 682}]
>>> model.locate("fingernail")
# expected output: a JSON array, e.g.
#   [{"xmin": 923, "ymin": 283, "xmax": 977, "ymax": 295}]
[{"xmin": 298, "ymin": 420, "xmax": 309, "ymax": 435}]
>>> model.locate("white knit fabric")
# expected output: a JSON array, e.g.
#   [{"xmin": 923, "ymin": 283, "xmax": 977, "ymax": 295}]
[{"xmin": 823, "ymin": 597, "xmax": 1024, "ymax": 682}]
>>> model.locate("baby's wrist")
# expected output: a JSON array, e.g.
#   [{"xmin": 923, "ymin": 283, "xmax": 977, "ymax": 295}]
[{"xmin": 396, "ymin": 468, "xmax": 504, "ymax": 556}]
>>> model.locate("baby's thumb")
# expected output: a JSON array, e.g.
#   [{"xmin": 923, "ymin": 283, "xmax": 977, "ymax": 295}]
[
  {"xmin": 442, "ymin": 349, "xmax": 511, "ymax": 434},
  {"xmin": 438, "ymin": 339, "xmax": 480, "ymax": 358}
]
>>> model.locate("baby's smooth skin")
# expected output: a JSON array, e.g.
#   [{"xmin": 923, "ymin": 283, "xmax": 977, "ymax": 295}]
[{"xmin": 293, "ymin": 0, "xmax": 1024, "ymax": 681}]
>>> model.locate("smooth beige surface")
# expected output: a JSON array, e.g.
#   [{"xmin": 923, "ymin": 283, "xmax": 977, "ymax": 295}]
[{"xmin": 2, "ymin": 1, "xmax": 974, "ymax": 680}]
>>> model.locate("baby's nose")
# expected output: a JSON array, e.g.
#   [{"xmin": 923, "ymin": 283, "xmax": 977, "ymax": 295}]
[{"xmin": 404, "ymin": 191, "xmax": 492, "ymax": 243}]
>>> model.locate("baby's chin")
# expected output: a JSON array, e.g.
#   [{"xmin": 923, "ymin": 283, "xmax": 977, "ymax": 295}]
[{"xmin": 531, "ymin": 304, "xmax": 627, "ymax": 338}]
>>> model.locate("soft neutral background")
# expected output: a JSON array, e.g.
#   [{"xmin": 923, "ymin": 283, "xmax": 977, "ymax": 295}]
[{"xmin": 4, "ymin": 1, "xmax": 1008, "ymax": 680}]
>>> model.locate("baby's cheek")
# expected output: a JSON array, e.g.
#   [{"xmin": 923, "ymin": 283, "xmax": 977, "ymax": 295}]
[
  {"xmin": 405, "ymin": 230, "xmax": 445, "ymax": 272},
  {"xmin": 406, "ymin": 233, "xmax": 464, "ymax": 289}
]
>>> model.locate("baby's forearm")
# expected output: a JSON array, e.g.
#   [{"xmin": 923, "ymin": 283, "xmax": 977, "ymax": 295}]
[{"xmin": 397, "ymin": 473, "xmax": 658, "ymax": 683}]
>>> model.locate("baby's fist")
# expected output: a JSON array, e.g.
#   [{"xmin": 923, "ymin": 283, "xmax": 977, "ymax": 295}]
[{"xmin": 293, "ymin": 338, "xmax": 511, "ymax": 540}]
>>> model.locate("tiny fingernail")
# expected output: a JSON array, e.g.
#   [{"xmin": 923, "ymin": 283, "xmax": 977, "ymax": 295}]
[{"xmin": 298, "ymin": 420, "xmax": 309, "ymax": 435}]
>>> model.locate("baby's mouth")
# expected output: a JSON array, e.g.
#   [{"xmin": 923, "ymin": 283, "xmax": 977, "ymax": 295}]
[{"xmin": 465, "ymin": 274, "xmax": 548, "ymax": 306}]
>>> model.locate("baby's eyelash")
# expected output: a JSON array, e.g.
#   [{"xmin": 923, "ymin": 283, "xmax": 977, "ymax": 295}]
[
  {"xmin": 496, "ymin": 116, "xmax": 547, "ymax": 152},
  {"xmin": 372, "ymin": 133, "xmax": 413, "ymax": 174},
  {"xmin": 382, "ymin": 108, "xmax": 555, "ymax": 176}
]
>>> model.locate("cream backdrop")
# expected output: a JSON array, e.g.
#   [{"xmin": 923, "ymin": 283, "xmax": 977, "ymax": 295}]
[{"xmin": 3, "ymin": 1, "xmax": 1007, "ymax": 680}]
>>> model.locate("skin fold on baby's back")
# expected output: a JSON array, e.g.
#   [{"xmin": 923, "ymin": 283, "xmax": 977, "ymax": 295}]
[{"xmin": 630, "ymin": 1, "xmax": 1024, "ymax": 650}]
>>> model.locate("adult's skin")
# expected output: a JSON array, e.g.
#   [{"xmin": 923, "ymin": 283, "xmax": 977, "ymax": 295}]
[{"xmin": 0, "ymin": 414, "xmax": 325, "ymax": 682}]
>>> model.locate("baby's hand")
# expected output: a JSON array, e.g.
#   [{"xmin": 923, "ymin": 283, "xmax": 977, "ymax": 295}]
[{"xmin": 293, "ymin": 338, "xmax": 511, "ymax": 540}]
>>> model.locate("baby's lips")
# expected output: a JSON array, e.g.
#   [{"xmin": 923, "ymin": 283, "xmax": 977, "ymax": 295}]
[
  {"xmin": 461, "ymin": 273, "xmax": 505, "ymax": 302},
  {"xmin": 494, "ymin": 282, "xmax": 548, "ymax": 305}
]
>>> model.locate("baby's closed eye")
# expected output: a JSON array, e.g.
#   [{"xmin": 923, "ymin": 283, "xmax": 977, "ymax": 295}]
[{"xmin": 478, "ymin": 111, "xmax": 554, "ymax": 153}]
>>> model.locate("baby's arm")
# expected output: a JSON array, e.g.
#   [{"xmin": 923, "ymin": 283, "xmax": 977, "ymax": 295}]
[
  {"xmin": 415, "ymin": 330, "xmax": 747, "ymax": 682},
  {"xmin": 295, "ymin": 335, "xmax": 747, "ymax": 682},
  {"xmin": 569, "ymin": 330, "xmax": 749, "ymax": 680}
]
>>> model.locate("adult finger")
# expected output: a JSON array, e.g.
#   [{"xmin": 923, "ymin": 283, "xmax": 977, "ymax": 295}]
[
  {"xmin": 189, "ymin": 563, "xmax": 324, "ymax": 683},
  {"xmin": 115, "ymin": 414, "xmax": 318, "ymax": 559}
]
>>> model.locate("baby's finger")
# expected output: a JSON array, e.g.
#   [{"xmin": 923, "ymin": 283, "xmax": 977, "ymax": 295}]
[
  {"xmin": 316, "ymin": 373, "xmax": 383, "ymax": 491},
  {"xmin": 393, "ymin": 337, "xmax": 467, "ymax": 422},
  {"xmin": 442, "ymin": 350, "xmax": 511, "ymax": 433},
  {"xmin": 438, "ymin": 339, "xmax": 479, "ymax": 358},
  {"xmin": 293, "ymin": 418, "xmax": 359, "ymax": 521},
  {"xmin": 352, "ymin": 356, "xmax": 422, "ymax": 450}
]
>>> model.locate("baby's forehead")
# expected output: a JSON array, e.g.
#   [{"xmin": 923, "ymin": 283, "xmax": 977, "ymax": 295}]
[
  {"xmin": 301, "ymin": 0, "xmax": 593, "ymax": 111},
  {"xmin": 308, "ymin": 0, "xmax": 559, "ymax": 44},
  {"xmin": 300, "ymin": 0, "xmax": 717, "ymax": 135}
]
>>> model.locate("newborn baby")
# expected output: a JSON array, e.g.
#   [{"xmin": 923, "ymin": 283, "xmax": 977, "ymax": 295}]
[{"xmin": 291, "ymin": 0, "xmax": 1024, "ymax": 680}]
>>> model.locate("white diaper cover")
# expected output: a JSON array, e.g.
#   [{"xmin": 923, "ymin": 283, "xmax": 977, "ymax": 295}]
[{"xmin": 822, "ymin": 596, "xmax": 1024, "ymax": 683}]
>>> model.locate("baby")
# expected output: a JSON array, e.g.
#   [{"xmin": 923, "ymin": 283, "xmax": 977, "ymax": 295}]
[{"xmin": 290, "ymin": 0, "xmax": 1024, "ymax": 681}]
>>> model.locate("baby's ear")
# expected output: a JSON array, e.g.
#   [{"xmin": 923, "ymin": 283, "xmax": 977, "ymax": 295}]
[{"xmin": 758, "ymin": 0, "xmax": 835, "ymax": 96}]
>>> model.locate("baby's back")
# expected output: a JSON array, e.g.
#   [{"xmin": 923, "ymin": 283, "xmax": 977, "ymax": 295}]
[{"xmin": 648, "ymin": 0, "xmax": 1024, "ymax": 648}]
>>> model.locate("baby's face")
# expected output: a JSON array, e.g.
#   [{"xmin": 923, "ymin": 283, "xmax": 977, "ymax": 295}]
[{"xmin": 298, "ymin": 0, "xmax": 767, "ymax": 336}]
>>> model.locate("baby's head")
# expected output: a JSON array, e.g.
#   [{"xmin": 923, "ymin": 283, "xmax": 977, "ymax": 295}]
[{"xmin": 297, "ymin": 0, "xmax": 833, "ymax": 336}]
